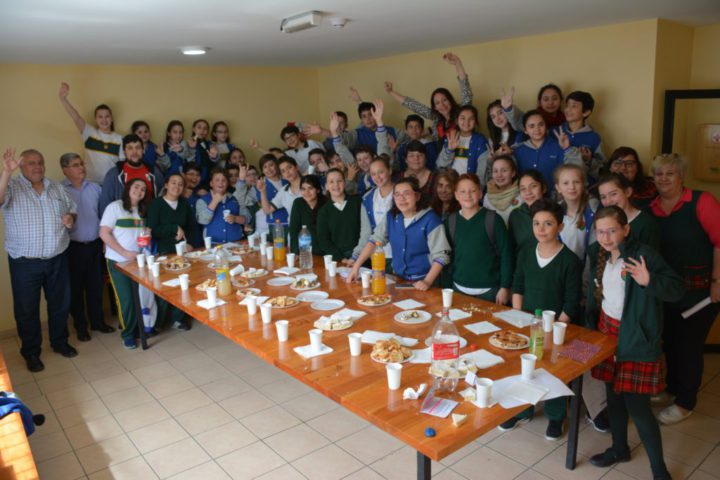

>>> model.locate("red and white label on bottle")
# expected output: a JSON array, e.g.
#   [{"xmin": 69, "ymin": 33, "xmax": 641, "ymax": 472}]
[{"xmin": 432, "ymin": 342, "xmax": 460, "ymax": 360}]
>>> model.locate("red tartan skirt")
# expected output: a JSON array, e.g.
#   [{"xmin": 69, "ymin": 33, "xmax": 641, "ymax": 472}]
[{"xmin": 591, "ymin": 310, "xmax": 665, "ymax": 395}]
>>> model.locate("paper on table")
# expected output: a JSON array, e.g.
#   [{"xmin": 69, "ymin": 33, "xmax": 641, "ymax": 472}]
[
  {"xmin": 409, "ymin": 347, "xmax": 432, "ymax": 363},
  {"xmin": 162, "ymin": 279, "xmax": 182, "ymax": 287},
  {"xmin": 435, "ymin": 309, "xmax": 472, "ymax": 321},
  {"xmin": 361, "ymin": 330, "xmax": 418, "ymax": 347},
  {"xmin": 393, "ymin": 299, "xmax": 426, "ymax": 310},
  {"xmin": 294, "ymin": 344, "xmax": 334, "ymax": 359},
  {"xmin": 493, "ymin": 309, "xmax": 534, "ymax": 328},
  {"xmin": 238, "ymin": 296, "xmax": 269, "ymax": 305},
  {"xmin": 274, "ymin": 266, "xmax": 300, "ymax": 276},
  {"xmin": 197, "ymin": 299, "xmax": 227, "ymax": 310},
  {"xmin": 493, "ymin": 369, "xmax": 574, "ymax": 409},
  {"xmin": 681, "ymin": 296, "xmax": 712, "ymax": 319},
  {"xmin": 464, "ymin": 321, "xmax": 501, "ymax": 335},
  {"xmin": 420, "ymin": 385, "xmax": 459, "ymax": 418},
  {"xmin": 331, "ymin": 308, "xmax": 366, "ymax": 321},
  {"xmin": 460, "ymin": 349, "xmax": 504, "ymax": 369}
]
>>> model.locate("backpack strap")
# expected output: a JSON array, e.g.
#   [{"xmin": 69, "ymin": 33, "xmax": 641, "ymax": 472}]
[
  {"xmin": 484, "ymin": 209, "xmax": 498, "ymax": 256},
  {"xmin": 447, "ymin": 211, "xmax": 457, "ymax": 247}
]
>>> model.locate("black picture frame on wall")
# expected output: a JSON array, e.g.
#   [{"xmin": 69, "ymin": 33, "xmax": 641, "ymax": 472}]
[{"xmin": 661, "ymin": 88, "xmax": 720, "ymax": 153}]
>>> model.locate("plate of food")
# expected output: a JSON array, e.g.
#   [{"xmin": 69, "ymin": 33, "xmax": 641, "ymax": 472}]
[
  {"xmin": 289, "ymin": 277, "xmax": 320, "ymax": 290},
  {"xmin": 310, "ymin": 299, "xmax": 345, "ymax": 311},
  {"xmin": 297, "ymin": 290, "xmax": 329, "ymax": 302},
  {"xmin": 231, "ymin": 276, "xmax": 254, "ymax": 288},
  {"xmin": 370, "ymin": 338, "xmax": 413, "ymax": 364},
  {"xmin": 357, "ymin": 294, "xmax": 392, "ymax": 307},
  {"xmin": 195, "ymin": 279, "xmax": 217, "ymax": 292},
  {"xmin": 394, "ymin": 310, "xmax": 432, "ymax": 325},
  {"xmin": 460, "ymin": 303, "xmax": 490, "ymax": 314},
  {"xmin": 424, "ymin": 335, "xmax": 468, "ymax": 349},
  {"xmin": 185, "ymin": 250, "xmax": 215, "ymax": 262},
  {"xmin": 265, "ymin": 296, "xmax": 299, "ymax": 308},
  {"xmin": 236, "ymin": 287, "xmax": 261, "ymax": 298},
  {"xmin": 162, "ymin": 256, "xmax": 191, "ymax": 272},
  {"xmin": 241, "ymin": 268, "xmax": 268, "ymax": 279},
  {"xmin": 227, "ymin": 245, "xmax": 254, "ymax": 255},
  {"xmin": 313, "ymin": 315, "xmax": 353, "ymax": 331},
  {"xmin": 488, "ymin": 331, "xmax": 530, "ymax": 350},
  {"xmin": 267, "ymin": 276, "xmax": 294, "ymax": 287}
]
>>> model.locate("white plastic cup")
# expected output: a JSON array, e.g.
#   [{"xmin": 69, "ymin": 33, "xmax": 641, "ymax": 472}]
[
  {"xmin": 542, "ymin": 310, "xmax": 556, "ymax": 333},
  {"xmin": 204, "ymin": 236, "xmax": 212, "ymax": 250},
  {"xmin": 553, "ymin": 322, "xmax": 567, "ymax": 345},
  {"xmin": 286, "ymin": 253, "xmax": 296, "ymax": 268},
  {"xmin": 246, "ymin": 296, "xmax": 258, "ymax": 315},
  {"xmin": 260, "ymin": 303, "xmax": 272, "ymax": 324},
  {"xmin": 259, "ymin": 244, "xmax": 266, "ymax": 256},
  {"xmin": 361, "ymin": 271, "xmax": 371, "ymax": 289},
  {"xmin": 223, "ymin": 209, "xmax": 231, "ymax": 222},
  {"xmin": 348, "ymin": 332, "xmax": 362, "ymax": 356},
  {"xmin": 265, "ymin": 246, "xmax": 274, "ymax": 261},
  {"xmin": 151, "ymin": 262, "xmax": 160, "ymax": 278},
  {"xmin": 386, "ymin": 363, "xmax": 403, "ymax": 390},
  {"xmin": 328, "ymin": 261, "xmax": 337, "ymax": 277},
  {"xmin": 442, "ymin": 288, "xmax": 454, "ymax": 309},
  {"xmin": 475, "ymin": 378, "xmax": 494, "ymax": 408},
  {"xmin": 248, "ymin": 234, "xmax": 256, "ymax": 249},
  {"xmin": 136, "ymin": 253, "xmax": 146, "ymax": 268},
  {"xmin": 521, "ymin": 353, "xmax": 537, "ymax": 381},
  {"xmin": 175, "ymin": 242, "xmax": 184, "ymax": 256},
  {"xmin": 323, "ymin": 255, "xmax": 333, "ymax": 269},
  {"xmin": 146, "ymin": 255, "xmax": 155, "ymax": 267},
  {"xmin": 275, "ymin": 320, "xmax": 289, "ymax": 342},
  {"xmin": 309, "ymin": 329, "xmax": 323, "ymax": 354},
  {"xmin": 206, "ymin": 287, "xmax": 217, "ymax": 308},
  {"xmin": 179, "ymin": 274, "xmax": 189, "ymax": 291}
]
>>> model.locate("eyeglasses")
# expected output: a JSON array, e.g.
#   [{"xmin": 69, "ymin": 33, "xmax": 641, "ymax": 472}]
[
  {"xmin": 283, "ymin": 133, "xmax": 298, "ymax": 141},
  {"xmin": 393, "ymin": 191, "xmax": 416, "ymax": 199},
  {"xmin": 611, "ymin": 160, "xmax": 636, "ymax": 168},
  {"xmin": 64, "ymin": 163, "xmax": 85, "ymax": 169}
]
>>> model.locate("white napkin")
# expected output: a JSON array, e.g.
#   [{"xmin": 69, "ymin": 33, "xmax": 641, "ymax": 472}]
[
  {"xmin": 460, "ymin": 349, "xmax": 505, "ymax": 369},
  {"xmin": 503, "ymin": 381, "xmax": 549, "ymax": 406},
  {"xmin": 294, "ymin": 344, "xmax": 333, "ymax": 359},
  {"xmin": 463, "ymin": 321, "xmax": 501, "ymax": 335},
  {"xmin": 156, "ymin": 256, "xmax": 168, "ymax": 261},
  {"xmin": 162, "ymin": 279, "xmax": 182, "ymax": 287},
  {"xmin": 229, "ymin": 264, "xmax": 245, "ymax": 276},
  {"xmin": 274, "ymin": 266, "xmax": 300, "ymax": 276},
  {"xmin": 361, "ymin": 330, "xmax": 418, "ymax": 347},
  {"xmin": 197, "ymin": 299, "xmax": 227, "ymax": 310},
  {"xmin": 409, "ymin": 347, "xmax": 432, "ymax": 364},
  {"xmin": 493, "ymin": 369, "xmax": 573, "ymax": 409},
  {"xmin": 238, "ymin": 296, "xmax": 269, "ymax": 305},
  {"xmin": 403, "ymin": 383, "xmax": 427, "ymax": 400},
  {"xmin": 493, "ymin": 309, "xmax": 534, "ymax": 328},
  {"xmin": 436, "ymin": 309, "xmax": 473, "ymax": 321},
  {"xmin": 332, "ymin": 308, "xmax": 366, "ymax": 321},
  {"xmin": 393, "ymin": 299, "xmax": 425, "ymax": 310}
]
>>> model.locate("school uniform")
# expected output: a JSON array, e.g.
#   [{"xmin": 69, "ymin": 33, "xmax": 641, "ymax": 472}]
[
  {"xmin": 555, "ymin": 123, "xmax": 606, "ymax": 181},
  {"xmin": 436, "ymin": 133, "xmax": 490, "ymax": 185},
  {"xmin": 508, "ymin": 203, "xmax": 537, "ymax": 256},
  {"xmin": 288, "ymin": 197, "xmax": 324, "ymax": 255},
  {"xmin": 513, "ymin": 138, "xmax": 582, "ymax": 192},
  {"xmin": 316, "ymin": 195, "xmax": 363, "ymax": 261},
  {"xmin": 196, "ymin": 193, "xmax": 249, "ymax": 244},
  {"xmin": 257, "ymin": 178, "xmax": 289, "ymax": 226}
]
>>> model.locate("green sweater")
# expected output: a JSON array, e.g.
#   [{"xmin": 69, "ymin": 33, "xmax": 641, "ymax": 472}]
[
  {"xmin": 147, "ymin": 197, "xmax": 195, "ymax": 255},
  {"xmin": 628, "ymin": 210, "xmax": 661, "ymax": 252},
  {"xmin": 288, "ymin": 197, "xmax": 324, "ymax": 255},
  {"xmin": 317, "ymin": 195, "xmax": 362, "ymax": 261},
  {"xmin": 512, "ymin": 244, "xmax": 582, "ymax": 322},
  {"xmin": 508, "ymin": 204, "xmax": 537, "ymax": 257},
  {"xmin": 585, "ymin": 240, "xmax": 684, "ymax": 361},
  {"xmin": 450, "ymin": 209, "xmax": 514, "ymax": 289}
]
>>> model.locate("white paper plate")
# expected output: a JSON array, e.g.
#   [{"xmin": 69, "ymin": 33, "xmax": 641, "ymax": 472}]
[
  {"xmin": 424, "ymin": 336, "xmax": 468, "ymax": 349},
  {"xmin": 394, "ymin": 310, "xmax": 432, "ymax": 325},
  {"xmin": 267, "ymin": 276, "xmax": 294, "ymax": 287},
  {"xmin": 311, "ymin": 299, "xmax": 346, "ymax": 311},
  {"xmin": 370, "ymin": 351, "xmax": 414, "ymax": 364},
  {"xmin": 297, "ymin": 290, "xmax": 330, "ymax": 302}
]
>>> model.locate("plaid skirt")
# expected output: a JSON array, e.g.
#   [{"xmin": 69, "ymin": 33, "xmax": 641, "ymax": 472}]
[{"xmin": 591, "ymin": 310, "xmax": 664, "ymax": 395}]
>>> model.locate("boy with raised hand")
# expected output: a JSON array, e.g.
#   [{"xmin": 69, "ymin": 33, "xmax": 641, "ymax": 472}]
[{"xmin": 555, "ymin": 91, "xmax": 605, "ymax": 182}]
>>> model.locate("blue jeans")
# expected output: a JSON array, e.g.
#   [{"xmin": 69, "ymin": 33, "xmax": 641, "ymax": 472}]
[{"xmin": 8, "ymin": 251, "xmax": 71, "ymax": 358}]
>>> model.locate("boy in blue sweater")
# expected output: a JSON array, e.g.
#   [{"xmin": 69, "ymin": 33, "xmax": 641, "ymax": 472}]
[{"xmin": 555, "ymin": 91, "xmax": 605, "ymax": 182}]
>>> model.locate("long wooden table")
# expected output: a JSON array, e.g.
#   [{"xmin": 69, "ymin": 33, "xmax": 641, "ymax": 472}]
[{"xmin": 117, "ymin": 248, "xmax": 615, "ymax": 479}]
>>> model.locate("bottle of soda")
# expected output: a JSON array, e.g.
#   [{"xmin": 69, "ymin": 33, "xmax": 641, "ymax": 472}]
[
  {"xmin": 273, "ymin": 219, "xmax": 286, "ymax": 263},
  {"xmin": 370, "ymin": 241, "xmax": 386, "ymax": 295},
  {"xmin": 298, "ymin": 225, "xmax": 313, "ymax": 270},
  {"xmin": 530, "ymin": 308, "xmax": 544, "ymax": 359},
  {"xmin": 429, "ymin": 307, "xmax": 460, "ymax": 392},
  {"xmin": 214, "ymin": 247, "xmax": 232, "ymax": 297}
]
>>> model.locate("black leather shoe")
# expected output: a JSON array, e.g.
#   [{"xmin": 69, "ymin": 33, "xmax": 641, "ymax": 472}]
[
  {"xmin": 77, "ymin": 331, "xmax": 91, "ymax": 342},
  {"xmin": 52, "ymin": 344, "xmax": 78, "ymax": 358},
  {"xmin": 590, "ymin": 448, "xmax": 631, "ymax": 468},
  {"xmin": 25, "ymin": 355, "xmax": 45, "ymax": 372},
  {"xmin": 92, "ymin": 324, "xmax": 115, "ymax": 333}
]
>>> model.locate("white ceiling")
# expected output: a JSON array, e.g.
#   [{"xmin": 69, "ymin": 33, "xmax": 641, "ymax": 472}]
[{"xmin": 2, "ymin": 0, "xmax": 719, "ymax": 66}]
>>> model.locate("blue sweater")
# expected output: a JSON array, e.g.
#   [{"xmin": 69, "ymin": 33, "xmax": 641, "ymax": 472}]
[
  {"xmin": 355, "ymin": 125, "xmax": 397, "ymax": 153},
  {"xmin": 198, "ymin": 193, "xmax": 243, "ymax": 244},
  {"xmin": 513, "ymin": 138, "xmax": 580, "ymax": 192},
  {"xmin": 257, "ymin": 178, "xmax": 289, "ymax": 225},
  {"xmin": 385, "ymin": 209, "xmax": 447, "ymax": 281},
  {"xmin": 397, "ymin": 140, "xmax": 438, "ymax": 172}
]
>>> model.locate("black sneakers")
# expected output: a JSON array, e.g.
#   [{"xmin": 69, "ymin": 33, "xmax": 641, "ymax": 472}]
[
  {"xmin": 545, "ymin": 419, "xmax": 564, "ymax": 440},
  {"xmin": 498, "ymin": 415, "xmax": 532, "ymax": 431},
  {"xmin": 587, "ymin": 409, "xmax": 611, "ymax": 433},
  {"xmin": 25, "ymin": 355, "xmax": 44, "ymax": 372},
  {"xmin": 589, "ymin": 448, "xmax": 631, "ymax": 467}
]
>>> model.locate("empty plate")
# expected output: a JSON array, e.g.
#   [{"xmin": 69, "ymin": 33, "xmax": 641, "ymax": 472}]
[
  {"xmin": 297, "ymin": 290, "xmax": 330, "ymax": 302},
  {"xmin": 311, "ymin": 299, "xmax": 346, "ymax": 311},
  {"xmin": 267, "ymin": 276, "xmax": 294, "ymax": 287},
  {"xmin": 394, "ymin": 310, "xmax": 432, "ymax": 325}
]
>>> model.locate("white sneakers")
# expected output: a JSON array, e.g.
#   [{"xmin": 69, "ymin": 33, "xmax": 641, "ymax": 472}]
[
  {"xmin": 650, "ymin": 391, "xmax": 676, "ymax": 407},
  {"xmin": 658, "ymin": 404, "xmax": 692, "ymax": 425}
]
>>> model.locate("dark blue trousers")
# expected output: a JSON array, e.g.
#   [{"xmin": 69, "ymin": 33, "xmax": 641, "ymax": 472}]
[{"xmin": 67, "ymin": 239, "xmax": 105, "ymax": 333}]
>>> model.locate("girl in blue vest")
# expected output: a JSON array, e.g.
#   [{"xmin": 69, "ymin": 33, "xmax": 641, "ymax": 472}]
[
  {"xmin": 555, "ymin": 164, "xmax": 597, "ymax": 261},
  {"xmin": 257, "ymin": 154, "xmax": 289, "ymax": 230},
  {"xmin": 188, "ymin": 119, "xmax": 219, "ymax": 183},
  {"xmin": 347, "ymin": 177, "xmax": 451, "ymax": 291},
  {"xmin": 160, "ymin": 121, "xmax": 195, "ymax": 176},
  {"xmin": 211, "ymin": 121, "xmax": 235, "ymax": 167},
  {"xmin": 436, "ymin": 105, "xmax": 490, "ymax": 185},
  {"xmin": 513, "ymin": 110, "xmax": 582, "ymax": 191},
  {"xmin": 131, "ymin": 121, "xmax": 161, "ymax": 171},
  {"xmin": 196, "ymin": 168, "xmax": 248, "ymax": 245}
]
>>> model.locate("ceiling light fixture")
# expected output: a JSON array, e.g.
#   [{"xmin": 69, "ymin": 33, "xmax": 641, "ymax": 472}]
[
  {"xmin": 280, "ymin": 11, "xmax": 322, "ymax": 34},
  {"xmin": 181, "ymin": 46, "xmax": 208, "ymax": 56}
]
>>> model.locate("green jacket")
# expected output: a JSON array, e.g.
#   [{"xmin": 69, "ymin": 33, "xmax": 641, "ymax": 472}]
[
  {"xmin": 585, "ymin": 240, "xmax": 685, "ymax": 362},
  {"xmin": 148, "ymin": 197, "xmax": 195, "ymax": 255}
]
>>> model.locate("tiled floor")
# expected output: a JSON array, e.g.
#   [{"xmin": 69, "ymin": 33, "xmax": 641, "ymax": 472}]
[{"xmin": 3, "ymin": 323, "xmax": 720, "ymax": 480}]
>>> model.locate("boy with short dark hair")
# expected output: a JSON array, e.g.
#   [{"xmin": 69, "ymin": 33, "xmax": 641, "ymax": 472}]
[{"xmin": 555, "ymin": 91, "xmax": 605, "ymax": 181}]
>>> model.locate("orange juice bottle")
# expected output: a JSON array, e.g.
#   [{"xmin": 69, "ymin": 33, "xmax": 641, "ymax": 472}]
[
  {"xmin": 371, "ymin": 241, "xmax": 386, "ymax": 295},
  {"xmin": 273, "ymin": 219, "xmax": 286, "ymax": 263}
]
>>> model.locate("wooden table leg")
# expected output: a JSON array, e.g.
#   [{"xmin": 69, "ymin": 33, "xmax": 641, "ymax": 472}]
[
  {"xmin": 417, "ymin": 451, "xmax": 431, "ymax": 480},
  {"xmin": 131, "ymin": 282, "xmax": 149, "ymax": 350},
  {"xmin": 565, "ymin": 374, "xmax": 584, "ymax": 469}
]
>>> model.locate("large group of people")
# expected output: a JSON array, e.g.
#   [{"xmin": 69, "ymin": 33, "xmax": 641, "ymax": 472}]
[{"xmin": 1, "ymin": 52, "xmax": 718, "ymax": 480}]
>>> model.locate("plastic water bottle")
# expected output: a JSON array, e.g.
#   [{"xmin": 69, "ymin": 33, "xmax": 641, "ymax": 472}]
[
  {"xmin": 298, "ymin": 225, "xmax": 313, "ymax": 270},
  {"xmin": 273, "ymin": 220, "xmax": 286, "ymax": 263},
  {"xmin": 530, "ymin": 308, "xmax": 544, "ymax": 359},
  {"xmin": 370, "ymin": 241, "xmax": 386, "ymax": 295},
  {"xmin": 429, "ymin": 308, "xmax": 460, "ymax": 392}
]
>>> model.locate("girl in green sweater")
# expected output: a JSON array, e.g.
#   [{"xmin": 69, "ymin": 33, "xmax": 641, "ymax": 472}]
[
  {"xmin": 289, "ymin": 175, "xmax": 327, "ymax": 255},
  {"xmin": 316, "ymin": 169, "xmax": 362, "ymax": 262},
  {"xmin": 507, "ymin": 169, "xmax": 546, "ymax": 257}
]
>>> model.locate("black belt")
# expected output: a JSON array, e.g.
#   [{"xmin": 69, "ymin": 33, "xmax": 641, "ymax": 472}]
[{"xmin": 70, "ymin": 239, "xmax": 101, "ymax": 245}]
